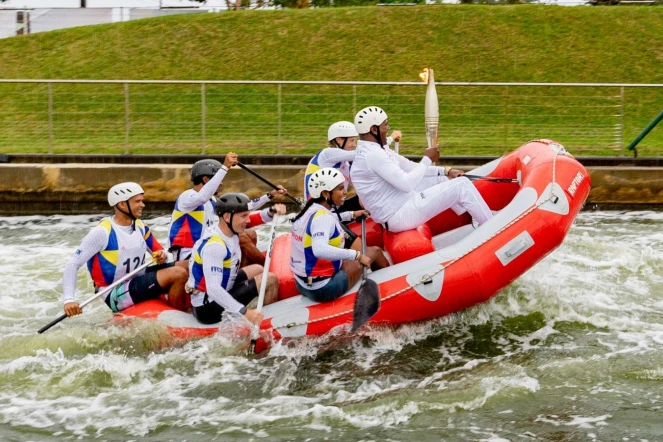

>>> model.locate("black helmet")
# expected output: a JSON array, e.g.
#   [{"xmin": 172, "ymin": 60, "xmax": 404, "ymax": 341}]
[
  {"xmin": 215, "ymin": 193, "xmax": 251, "ymax": 236},
  {"xmin": 215, "ymin": 193, "xmax": 251, "ymax": 217},
  {"xmin": 191, "ymin": 159, "xmax": 222, "ymax": 182}
]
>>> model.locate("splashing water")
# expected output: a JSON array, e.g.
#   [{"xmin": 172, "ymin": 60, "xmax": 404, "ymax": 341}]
[{"xmin": 0, "ymin": 212, "xmax": 662, "ymax": 440}]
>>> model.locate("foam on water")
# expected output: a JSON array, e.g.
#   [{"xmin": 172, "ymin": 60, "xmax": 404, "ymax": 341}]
[{"xmin": 1, "ymin": 212, "xmax": 663, "ymax": 440}]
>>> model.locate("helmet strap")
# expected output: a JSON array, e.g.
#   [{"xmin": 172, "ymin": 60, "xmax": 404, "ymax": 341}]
[
  {"xmin": 372, "ymin": 126, "xmax": 384, "ymax": 148},
  {"xmin": 116, "ymin": 201, "xmax": 136, "ymax": 230},
  {"xmin": 223, "ymin": 212, "xmax": 239, "ymax": 236},
  {"xmin": 322, "ymin": 191, "xmax": 335, "ymax": 208}
]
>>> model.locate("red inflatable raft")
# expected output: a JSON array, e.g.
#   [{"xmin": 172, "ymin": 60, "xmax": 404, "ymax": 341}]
[{"xmin": 117, "ymin": 140, "xmax": 591, "ymax": 352}]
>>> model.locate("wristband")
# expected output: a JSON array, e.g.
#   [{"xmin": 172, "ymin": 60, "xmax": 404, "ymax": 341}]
[
  {"xmin": 445, "ymin": 166, "xmax": 452, "ymax": 176},
  {"xmin": 266, "ymin": 192, "xmax": 275, "ymax": 200},
  {"xmin": 239, "ymin": 306, "xmax": 247, "ymax": 315},
  {"xmin": 356, "ymin": 251, "xmax": 362, "ymax": 261},
  {"xmin": 268, "ymin": 207, "xmax": 276, "ymax": 215},
  {"xmin": 220, "ymin": 165, "xmax": 229, "ymax": 172}
]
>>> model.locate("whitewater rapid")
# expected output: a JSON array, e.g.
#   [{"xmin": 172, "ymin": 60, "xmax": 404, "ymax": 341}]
[{"xmin": 0, "ymin": 211, "xmax": 661, "ymax": 441}]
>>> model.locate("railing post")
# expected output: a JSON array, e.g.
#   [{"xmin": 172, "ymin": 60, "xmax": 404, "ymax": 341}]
[
  {"xmin": 47, "ymin": 82, "xmax": 53, "ymax": 154},
  {"xmin": 124, "ymin": 82, "xmax": 130, "ymax": 154},
  {"xmin": 503, "ymin": 85, "xmax": 510, "ymax": 150},
  {"xmin": 353, "ymin": 84, "xmax": 357, "ymax": 116},
  {"xmin": 201, "ymin": 83, "xmax": 206, "ymax": 154},
  {"xmin": 620, "ymin": 86, "xmax": 625, "ymax": 150},
  {"xmin": 277, "ymin": 83, "xmax": 282, "ymax": 155}
]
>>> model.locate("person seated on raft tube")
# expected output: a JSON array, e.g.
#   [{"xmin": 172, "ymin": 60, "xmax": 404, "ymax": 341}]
[
  {"xmin": 167, "ymin": 156, "xmax": 288, "ymax": 264},
  {"xmin": 291, "ymin": 168, "xmax": 389, "ymax": 303},
  {"xmin": 62, "ymin": 182, "xmax": 189, "ymax": 317},
  {"xmin": 350, "ymin": 106, "xmax": 493, "ymax": 233},
  {"xmin": 304, "ymin": 121, "xmax": 401, "ymax": 219},
  {"xmin": 186, "ymin": 193, "xmax": 279, "ymax": 325}
]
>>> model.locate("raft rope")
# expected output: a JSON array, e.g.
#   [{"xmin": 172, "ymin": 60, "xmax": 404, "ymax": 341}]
[{"xmin": 267, "ymin": 141, "xmax": 565, "ymax": 333}]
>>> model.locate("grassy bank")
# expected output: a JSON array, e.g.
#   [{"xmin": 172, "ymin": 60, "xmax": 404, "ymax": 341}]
[{"xmin": 1, "ymin": 6, "xmax": 662, "ymax": 156}]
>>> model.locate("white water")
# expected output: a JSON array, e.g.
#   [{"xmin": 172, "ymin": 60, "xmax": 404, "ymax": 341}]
[{"xmin": 0, "ymin": 211, "xmax": 662, "ymax": 441}]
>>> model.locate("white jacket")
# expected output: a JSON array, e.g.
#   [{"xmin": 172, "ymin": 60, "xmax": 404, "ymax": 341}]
[{"xmin": 350, "ymin": 140, "xmax": 446, "ymax": 224}]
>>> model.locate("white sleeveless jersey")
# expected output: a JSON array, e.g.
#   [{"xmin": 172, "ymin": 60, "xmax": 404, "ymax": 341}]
[
  {"xmin": 87, "ymin": 218, "xmax": 149, "ymax": 288},
  {"xmin": 188, "ymin": 226, "xmax": 241, "ymax": 308},
  {"xmin": 290, "ymin": 204, "xmax": 346, "ymax": 284}
]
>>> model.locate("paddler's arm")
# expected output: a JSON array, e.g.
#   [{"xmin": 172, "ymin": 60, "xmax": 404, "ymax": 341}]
[
  {"xmin": 366, "ymin": 149, "xmax": 431, "ymax": 193},
  {"xmin": 178, "ymin": 167, "xmax": 228, "ymax": 212},
  {"xmin": 337, "ymin": 209, "xmax": 369, "ymax": 223},
  {"xmin": 141, "ymin": 222, "xmax": 165, "ymax": 256},
  {"xmin": 317, "ymin": 147, "xmax": 356, "ymax": 166},
  {"xmin": 62, "ymin": 227, "xmax": 108, "ymax": 317},
  {"xmin": 310, "ymin": 214, "xmax": 358, "ymax": 262},
  {"xmin": 385, "ymin": 130, "xmax": 401, "ymax": 147},
  {"xmin": 248, "ymin": 185, "xmax": 288, "ymax": 211}
]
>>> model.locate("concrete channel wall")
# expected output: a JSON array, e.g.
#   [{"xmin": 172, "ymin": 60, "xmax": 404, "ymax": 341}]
[{"xmin": 1, "ymin": 161, "xmax": 662, "ymax": 215}]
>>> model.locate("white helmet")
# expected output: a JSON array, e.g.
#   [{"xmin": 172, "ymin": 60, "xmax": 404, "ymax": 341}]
[
  {"xmin": 307, "ymin": 168, "xmax": 345, "ymax": 199},
  {"xmin": 354, "ymin": 106, "xmax": 387, "ymax": 135},
  {"xmin": 108, "ymin": 182, "xmax": 144, "ymax": 207},
  {"xmin": 328, "ymin": 121, "xmax": 358, "ymax": 141}
]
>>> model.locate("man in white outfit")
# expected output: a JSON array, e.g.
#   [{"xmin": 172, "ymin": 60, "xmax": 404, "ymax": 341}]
[{"xmin": 350, "ymin": 106, "xmax": 493, "ymax": 233}]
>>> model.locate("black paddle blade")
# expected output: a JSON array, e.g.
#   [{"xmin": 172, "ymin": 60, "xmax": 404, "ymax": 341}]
[{"xmin": 351, "ymin": 279, "xmax": 380, "ymax": 332}]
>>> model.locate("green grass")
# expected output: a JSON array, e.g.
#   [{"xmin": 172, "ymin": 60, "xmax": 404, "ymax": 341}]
[{"xmin": 1, "ymin": 5, "xmax": 662, "ymax": 156}]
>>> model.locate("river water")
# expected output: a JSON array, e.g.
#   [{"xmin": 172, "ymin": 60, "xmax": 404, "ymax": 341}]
[{"xmin": 0, "ymin": 211, "xmax": 662, "ymax": 441}]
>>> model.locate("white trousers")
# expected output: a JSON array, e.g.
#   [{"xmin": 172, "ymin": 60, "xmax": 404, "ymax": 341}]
[{"xmin": 386, "ymin": 177, "xmax": 493, "ymax": 233}]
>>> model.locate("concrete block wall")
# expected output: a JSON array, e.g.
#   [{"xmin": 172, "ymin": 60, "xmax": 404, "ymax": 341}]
[{"xmin": 0, "ymin": 163, "xmax": 662, "ymax": 215}]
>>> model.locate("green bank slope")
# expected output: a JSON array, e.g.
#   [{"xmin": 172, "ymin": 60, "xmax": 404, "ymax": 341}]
[{"xmin": 1, "ymin": 6, "xmax": 662, "ymax": 155}]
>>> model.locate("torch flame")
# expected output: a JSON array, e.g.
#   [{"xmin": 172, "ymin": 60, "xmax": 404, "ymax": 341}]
[{"xmin": 419, "ymin": 68, "xmax": 430, "ymax": 84}]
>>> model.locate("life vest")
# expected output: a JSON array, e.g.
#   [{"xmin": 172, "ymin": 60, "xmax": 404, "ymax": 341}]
[
  {"xmin": 168, "ymin": 196, "xmax": 216, "ymax": 248},
  {"xmin": 291, "ymin": 206, "xmax": 344, "ymax": 278},
  {"xmin": 187, "ymin": 227, "xmax": 239, "ymax": 307},
  {"xmin": 86, "ymin": 218, "xmax": 148, "ymax": 288}
]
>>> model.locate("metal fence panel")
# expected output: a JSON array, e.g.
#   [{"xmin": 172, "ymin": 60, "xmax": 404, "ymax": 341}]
[{"xmin": 0, "ymin": 79, "xmax": 661, "ymax": 156}]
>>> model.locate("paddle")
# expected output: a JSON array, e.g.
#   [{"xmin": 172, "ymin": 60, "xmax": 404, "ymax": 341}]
[
  {"xmin": 236, "ymin": 162, "xmax": 304, "ymax": 207},
  {"xmin": 237, "ymin": 161, "xmax": 358, "ymax": 243},
  {"xmin": 463, "ymin": 174, "xmax": 518, "ymax": 184},
  {"xmin": 249, "ymin": 216, "xmax": 278, "ymax": 354},
  {"xmin": 351, "ymin": 216, "xmax": 380, "ymax": 332},
  {"xmin": 38, "ymin": 258, "xmax": 153, "ymax": 334}
]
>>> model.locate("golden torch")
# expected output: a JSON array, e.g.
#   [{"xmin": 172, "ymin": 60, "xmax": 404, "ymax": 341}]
[{"xmin": 420, "ymin": 68, "xmax": 439, "ymax": 150}]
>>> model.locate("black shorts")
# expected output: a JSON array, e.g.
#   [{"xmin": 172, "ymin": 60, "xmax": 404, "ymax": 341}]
[
  {"xmin": 192, "ymin": 269, "xmax": 259, "ymax": 325},
  {"xmin": 103, "ymin": 262, "xmax": 174, "ymax": 312}
]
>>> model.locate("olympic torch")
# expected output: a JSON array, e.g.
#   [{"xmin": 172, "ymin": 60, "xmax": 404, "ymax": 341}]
[{"xmin": 420, "ymin": 68, "xmax": 439, "ymax": 150}]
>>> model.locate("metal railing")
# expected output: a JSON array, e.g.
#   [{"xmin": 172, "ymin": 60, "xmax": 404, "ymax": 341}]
[{"xmin": 1, "ymin": 79, "xmax": 662, "ymax": 156}]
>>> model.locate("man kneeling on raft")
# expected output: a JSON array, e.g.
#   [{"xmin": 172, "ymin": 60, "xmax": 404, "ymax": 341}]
[
  {"xmin": 186, "ymin": 193, "xmax": 279, "ymax": 325},
  {"xmin": 62, "ymin": 182, "xmax": 189, "ymax": 317},
  {"xmin": 351, "ymin": 106, "xmax": 493, "ymax": 233},
  {"xmin": 290, "ymin": 168, "xmax": 389, "ymax": 303}
]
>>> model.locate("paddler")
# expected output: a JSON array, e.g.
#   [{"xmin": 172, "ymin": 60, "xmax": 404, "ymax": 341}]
[
  {"xmin": 303, "ymin": 121, "xmax": 401, "ymax": 221},
  {"xmin": 186, "ymin": 193, "xmax": 279, "ymax": 325},
  {"xmin": 291, "ymin": 168, "xmax": 389, "ymax": 303},
  {"xmin": 167, "ymin": 156, "xmax": 287, "ymax": 263},
  {"xmin": 62, "ymin": 182, "xmax": 189, "ymax": 317}
]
